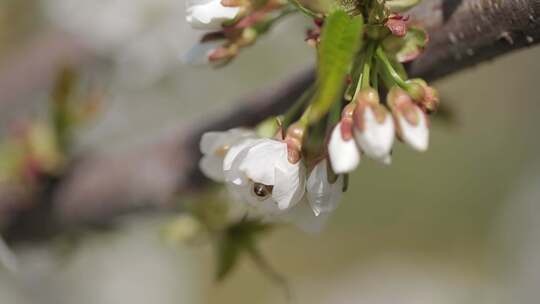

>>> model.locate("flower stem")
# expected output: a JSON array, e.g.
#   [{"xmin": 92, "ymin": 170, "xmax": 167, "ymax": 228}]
[
  {"xmin": 352, "ymin": 41, "xmax": 376, "ymax": 102},
  {"xmin": 299, "ymin": 104, "xmax": 312, "ymax": 127},
  {"xmin": 371, "ymin": 56, "xmax": 379, "ymax": 90},
  {"xmin": 344, "ymin": 51, "xmax": 365, "ymax": 101},
  {"xmin": 287, "ymin": 0, "xmax": 321, "ymax": 18},
  {"xmin": 375, "ymin": 46, "xmax": 416, "ymax": 93},
  {"xmin": 282, "ymin": 86, "xmax": 314, "ymax": 129}
]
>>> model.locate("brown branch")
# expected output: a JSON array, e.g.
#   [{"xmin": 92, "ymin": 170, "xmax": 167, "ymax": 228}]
[{"xmin": 1, "ymin": 0, "xmax": 539, "ymax": 242}]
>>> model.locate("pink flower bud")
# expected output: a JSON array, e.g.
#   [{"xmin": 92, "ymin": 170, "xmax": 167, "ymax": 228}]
[
  {"xmin": 388, "ymin": 87, "xmax": 429, "ymax": 151},
  {"xmin": 353, "ymin": 101, "xmax": 394, "ymax": 164},
  {"xmin": 385, "ymin": 17, "xmax": 407, "ymax": 37}
]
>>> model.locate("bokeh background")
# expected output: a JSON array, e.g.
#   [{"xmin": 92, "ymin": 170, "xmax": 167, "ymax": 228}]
[{"xmin": 1, "ymin": 1, "xmax": 540, "ymax": 303}]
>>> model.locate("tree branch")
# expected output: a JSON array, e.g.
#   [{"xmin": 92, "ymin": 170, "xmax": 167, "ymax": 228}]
[{"xmin": 1, "ymin": 0, "xmax": 539, "ymax": 242}]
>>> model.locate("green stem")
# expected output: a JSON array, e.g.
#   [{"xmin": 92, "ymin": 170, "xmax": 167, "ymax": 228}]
[
  {"xmin": 375, "ymin": 46, "xmax": 412, "ymax": 90},
  {"xmin": 299, "ymin": 104, "xmax": 312, "ymax": 127},
  {"xmin": 352, "ymin": 41, "xmax": 376, "ymax": 102},
  {"xmin": 371, "ymin": 56, "xmax": 379, "ymax": 90},
  {"xmin": 376, "ymin": 59, "xmax": 394, "ymax": 90},
  {"xmin": 344, "ymin": 51, "xmax": 365, "ymax": 101},
  {"xmin": 287, "ymin": 0, "xmax": 321, "ymax": 18},
  {"xmin": 254, "ymin": 5, "xmax": 296, "ymax": 34}
]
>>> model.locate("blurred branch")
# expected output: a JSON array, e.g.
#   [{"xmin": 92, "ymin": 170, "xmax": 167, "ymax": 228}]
[
  {"xmin": 1, "ymin": 0, "xmax": 540, "ymax": 242},
  {"xmin": 0, "ymin": 31, "xmax": 90, "ymax": 107}
]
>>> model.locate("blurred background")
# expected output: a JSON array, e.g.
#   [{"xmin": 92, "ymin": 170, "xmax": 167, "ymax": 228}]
[{"xmin": 1, "ymin": 0, "xmax": 540, "ymax": 303}]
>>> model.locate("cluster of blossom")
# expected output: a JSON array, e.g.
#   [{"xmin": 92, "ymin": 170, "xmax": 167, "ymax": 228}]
[
  {"xmin": 187, "ymin": 0, "xmax": 439, "ymax": 229},
  {"xmin": 199, "ymin": 128, "xmax": 341, "ymax": 230},
  {"xmin": 185, "ymin": 0, "xmax": 292, "ymax": 64}
]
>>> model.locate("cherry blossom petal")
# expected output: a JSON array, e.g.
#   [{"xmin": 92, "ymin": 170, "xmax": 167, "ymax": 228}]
[
  {"xmin": 354, "ymin": 107, "xmax": 395, "ymax": 163},
  {"xmin": 306, "ymin": 160, "xmax": 343, "ymax": 216},
  {"xmin": 398, "ymin": 106, "xmax": 429, "ymax": 151},
  {"xmin": 328, "ymin": 122, "xmax": 360, "ymax": 174},
  {"xmin": 238, "ymin": 139, "xmax": 285, "ymax": 186},
  {"xmin": 186, "ymin": 0, "xmax": 240, "ymax": 30},
  {"xmin": 272, "ymin": 162, "xmax": 305, "ymax": 210},
  {"xmin": 199, "ymin": 154, "xmax": 225, "ymax": 181}
]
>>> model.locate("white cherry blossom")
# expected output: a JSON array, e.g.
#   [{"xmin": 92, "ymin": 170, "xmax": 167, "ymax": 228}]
[{"xmin": 224, "ymin": 138, "xmax": 306, "ymax": 214}]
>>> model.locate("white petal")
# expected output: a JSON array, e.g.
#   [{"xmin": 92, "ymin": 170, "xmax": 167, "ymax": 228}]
[
  {"xmin": 200, "ymin": 131, "xmax": 224, "ymax": 154},
  {"xmin": 398, "ymin": 107, "xmax": 429, "ymax": 151},
  {"xmin": 272, "ymin": 162, "xmax": 305, "ymax": 210},
  {"xmin": 224, "ymin": 140, "xmax": 255, "ymax": 186},
  {"xmin": 186, "ymin": 0, "xmax": 240, "ymax": 30},
  {"xmin": 328, "ymin": 122, "xmax": 360, "ymax": 174},
  {"xmin": 277, "ymin": 200, "xmax": 330, "ymax": 233},
  {"xmin": 199, "ymin": 155, "xmax": 225, "ymax": 182},
  {"xmin": 354, "ymin": 107, "xmax": 395, "ymax": 162},
  {"xmin": 238, "ymin": 139, "xmax": 285, "ymax": 186},
  {"xmin": 306, "ymin": 160, "xmax": 343, "ymax": 216},
  {"xmin": 223, "ymin": 138, "xmax": 257, "ymax": 171},
  {"xmin": 200, "ymin": 128, "xmax": 256, "ymax": 182}
]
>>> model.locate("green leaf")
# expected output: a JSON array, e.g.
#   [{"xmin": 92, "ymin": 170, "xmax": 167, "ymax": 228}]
[
  {"xmin": 381, "ymin": 26, "xmax": 428, "ymax": 63},
  {"xmin": 215, "ymin": 220, "xmax": 272, "ymax": 281},
  {"xmin": 309, "ymin": 10, "xmax": 364, "ymax": 123}
]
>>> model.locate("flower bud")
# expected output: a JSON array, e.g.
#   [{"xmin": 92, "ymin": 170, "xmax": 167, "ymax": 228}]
[
  {"xmin": 409, "ymin": 79, "xmax": 440, "ymax": 113},
  {"xmin": 328, "ymin": 118, "xmax": 360, "ymax": 174},
  {"xmin": 387, "ymin": 87, "xmax": 429, "ymax": 151},
  {"xmin": 353, "ymin": 100, "xmax": 394, "ymax": 164},
  {"xmin": 385, "ymin": 17, "xmax": 407, "ymax": 37},
  {"xmin": 285, "ymin": 122, "xmax": 305, "ymax": 164},
  {"xmin": 404, "ymin": 81, "xmax": 425, "ymax": 102},
  {"xmin": 354, "ymin": 87, "xmax": 380, "ymax": 105}
]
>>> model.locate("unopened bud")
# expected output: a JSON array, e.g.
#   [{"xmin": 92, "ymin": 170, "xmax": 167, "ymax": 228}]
[
  {"xmin": 409, "ymin": 79, "xmax": 440, "ymax": 113},
  {"xmin": 404, "ymin": 81, "xmax": 425, "ymax": 102},
  {"xmin": 239, "ymin": 28, "xmax": 257, "ymax": 46},
  {"xmin": 355, "ymin": 87, "xmax": 380, "ymax": 105},
  {"xmin": 353, "ymin": 102, "xmax": 394, "ymax": 163},
  {"xmin": 386, "ymin": 18, "xmax": 407, "ymax": 37},
  {"xmin": 388, "ymin": 87, "xmax": 429, "ymax": 151},
  {"xmin": 421, "ymin": 86, "xmax": 440, "ymax": 113},
  {"xmin": 328, "ymin": 121, "xmax": 360, "ymax": 174},
  {"xmin": 285, "ymin": 122, "xmax": 305, "ymax": 163},
  {"xmin": 387, "ymin": 86, "xmax": 413, "ymax": 109}
]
